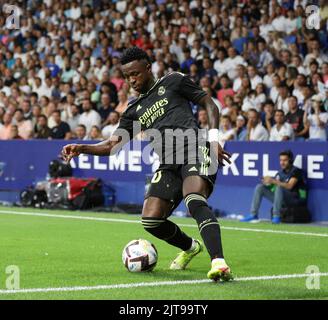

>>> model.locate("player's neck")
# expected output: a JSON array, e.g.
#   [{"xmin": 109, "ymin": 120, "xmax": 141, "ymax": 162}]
[{"xmin": 140, "ymin": 77, "xmax": 156, "ymax": 95}]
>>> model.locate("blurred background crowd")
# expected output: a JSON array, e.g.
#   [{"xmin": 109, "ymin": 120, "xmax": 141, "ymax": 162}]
[{"xmin": 0, "ymin": 0, "xmax": 328, "ymax": 143}]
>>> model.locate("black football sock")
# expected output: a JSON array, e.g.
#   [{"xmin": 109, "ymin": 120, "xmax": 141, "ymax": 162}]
[
  {"xmin": 185, "ymin": 193, "xmax": 224, "ymax": 259},
  {"xmin": 142, "ymin": 217, "xmax": 193, "ymax": 251}
]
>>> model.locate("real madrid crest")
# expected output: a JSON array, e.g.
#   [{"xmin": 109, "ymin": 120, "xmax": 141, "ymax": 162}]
[{"xmin": 158, "ymin": 86, "xmax": 165, "ymax": 96}]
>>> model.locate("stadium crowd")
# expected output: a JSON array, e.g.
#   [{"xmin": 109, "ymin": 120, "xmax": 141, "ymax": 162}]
[{"xmin": 0, "ymin": 0, "xmax": 328, "ymax": 142}]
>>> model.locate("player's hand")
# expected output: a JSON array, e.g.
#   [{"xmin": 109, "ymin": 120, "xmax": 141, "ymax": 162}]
[
  {"xmin": 211, "ymin": 141, "xmax": 231, "ymax": 166},
  {"xmin": 61, "ymin": 144, "xmax": 82, "ymax": 163}
]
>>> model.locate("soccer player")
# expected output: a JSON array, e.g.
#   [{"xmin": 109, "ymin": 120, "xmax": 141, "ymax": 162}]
[{"xmin": 62, "ymin": 47, "xmax": 233, "ymax": 281}]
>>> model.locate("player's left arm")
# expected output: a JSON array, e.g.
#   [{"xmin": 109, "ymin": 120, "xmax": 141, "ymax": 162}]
[
  {"xmin": 197, "ymin": 95, "xmax": 231, "ymax": 166},
  {"xmin": 177, "ymin": 73, "xmax": 231, "ymax": 165}
]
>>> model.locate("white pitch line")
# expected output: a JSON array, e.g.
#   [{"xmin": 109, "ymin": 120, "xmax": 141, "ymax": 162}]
[
  {"xmin": 0, "ymin": 209, "xmax": 140, "ymax": 224},
  {"xmin": 0, "ymin": 209, "xmax": 328, "ymax": 238},
  {"xmin": 218, "ymin": 226, "xmax": 328, "ymax": 238},
  {"xmin": 0, "ymin": 272, "xmax": 327, "ymax": 295}
]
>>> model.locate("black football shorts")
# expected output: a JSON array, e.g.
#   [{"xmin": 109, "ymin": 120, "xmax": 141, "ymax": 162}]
[{"xmin": 145, "ymin": 144, "xmax": 219, "ymax": 215}]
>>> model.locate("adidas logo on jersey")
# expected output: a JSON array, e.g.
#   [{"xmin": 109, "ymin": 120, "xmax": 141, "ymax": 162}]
[
  {"xmin": 136, "ymin": 105, "xmax": 142, "ymax": 111},
  {"xmin": 188, "ymin": 166, "xmax": 198, "ymax": 172}
]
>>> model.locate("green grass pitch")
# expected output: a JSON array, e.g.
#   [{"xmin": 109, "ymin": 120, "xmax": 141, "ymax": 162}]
[{"xmin": 0, "ymin": 205, "xmax": 327, "ymax": 300}]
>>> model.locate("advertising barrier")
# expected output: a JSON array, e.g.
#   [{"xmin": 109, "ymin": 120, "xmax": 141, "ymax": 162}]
[{"xmin": 0, "ymin": 140, "xmax": 327, "ymax": 221}]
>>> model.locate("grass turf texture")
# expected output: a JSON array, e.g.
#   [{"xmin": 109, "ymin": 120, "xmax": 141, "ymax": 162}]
[{"xmin": 0, "ymin": 206, "xmax": 327, "ymax": 300}]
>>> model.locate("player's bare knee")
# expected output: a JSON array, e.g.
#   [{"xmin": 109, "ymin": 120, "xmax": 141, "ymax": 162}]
[
  {"xmin": 142, "ymin": 198, "xmax": 160, "ymax": 217},
  {"xmin": 141, "ymin": 207, "xmax": 159, "ymax": 218},
  {"xmin": 183, "ymin": 176, "xmax": 208, "ymax": 197}
]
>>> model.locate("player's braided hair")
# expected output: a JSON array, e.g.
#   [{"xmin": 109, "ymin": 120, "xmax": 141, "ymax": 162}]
[{"xmin": 120, "ymin": 46, "xmax": 151, "ymax": 65}]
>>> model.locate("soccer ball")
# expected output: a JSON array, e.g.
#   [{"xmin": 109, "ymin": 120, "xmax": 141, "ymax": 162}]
[{"xmin": 122, "ymin": 239, "xmax": 158, "ymax": 272}]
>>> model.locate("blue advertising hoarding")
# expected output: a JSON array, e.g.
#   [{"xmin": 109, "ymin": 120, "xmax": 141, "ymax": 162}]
[{"xmin": 0, "ymin": 140, "xmax": 327, "ymax": 221}]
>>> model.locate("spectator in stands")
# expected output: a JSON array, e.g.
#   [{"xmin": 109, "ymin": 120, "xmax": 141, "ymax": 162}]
[
  {"xmin": 277, "ymin": 64, "xmax": 287, "ymax": 84},
  {"xmin": 102, "ymin": 111, "xmax": 120, "ymax": 139},
  {"xmin": 0, "ymin": 0, "xmax": 326, "ymax": 147},
  {"xmin": 21, "ymin": 100, "xmax": 32, "ymax": 120},
  {"xmin": 98, "ymin": 93, "xmax": 114, "ymax": 123},
  {"xmin": 286, "ymin": 96, "xmax": 308, "ymax": 141},
  {"xmin": 165, "ymin": 53, "xmax": 180, "ymax": 72},
  {"xmin": 247, "ymin": 65, "xmax": 263, "ymax": 90},
  {"xmin": 309, "ymin": 60, "xmax": 320, "ymax": 78},
  {"xmin": 200, "ymin": 58, "xmax": 219, "ymax": 89},
  {"xmin": 270, "ymin": 74, "xmax": 281, "ymax": 103},
  {"xmin": 231, "ymin": 26, "xmax": 247, "ymax": 55},
  {"xmin": 286, "ymin": 67, "xmax": 299, "ymax": 94},
  {"xmin": 213, "ymin": 47, "xmax": 227, "ymax": 77},
  {"xmin": 189, "ymin": 63, "xmax": 200, "ymax": 84},
  {"xmin": 181, "ymin": 48, "xmax": 195, "ymax": 74},
  {"xmin": 79, "ymin": 98, "xmax": 101, "ymax": 134},
  {"xmin": 241, "ymin": 150, "xmax": 307, "ymax": 224},
  {"xmin": 263, "ymin": 63, "xmax": 275, "ymax": 89},
  {"xmin": 94, "ymin": 58, "xmax": 107, "ymax": 82},
  {"xmin": 87, "ymin": 125, "xmax": 103, "ymax": 141},
  {"xmin": 221, "ymin": 95, "xmax": 235, "ymax": 115},
  {"xmin": 9, "ymin": 125, "xmax": 23, "ymax": 140},
  {"xmin": 292, "ymin": 54, "xmax": 307, "ymax": 76},
  {"xmin": 0, "ymin": 112, "xmax": 13, "ymax": 140},
  {"xmin": 261, "ymin": 100, "xmax": 275, "ymax": 132},
  {"xmin": 255, "ymin": 83, "xmax": 266, "ymax": 107},
  {"xmin": 235, "ymin": 76, "xmax": 252, "ymax": 99},
  {"xmin": 285, "ymin": 9, "xmax": 297, "ymax": 34},
  {"xmin": 13, "ymin": 109, "xmax": 33, "ymax": 140},
  {"xmin": 232, "ymin": 65, "xmax": 246, "ymax": 93},
  {"xmin": 247, "ymin": 109, "xmax": 269, "ymax": 141},
  {"xmin": 242, "ymin": 90, "xmax": 257, "ymax": 113},
  {"xmin": 292, "ymin": 73, "xmax": 307, "ymax": 103},
  {"xmin": 34, "ymin": 115, "xmax": 51, "ymax": 139},
  {"xmin": 198, "ymin": 108, "xmax": 209, "ymax": 130},
  {"xmin": 46, "ymin": 102, "xmax": 58, "ymax": 129},
  {"xmin": 300, "ymin": 86, "xmax": 313, "ymax": 111},
  {"xmin": 257, "ymin": 40, "xmax": 273, "ymax": 74},
  {"xmin": 218, "ymin": 115, "xmax": 235, "ymax": 142},
  {"xmin": 110, "ymin": 68, "xmax": 125, "ymax": 92},
  {"xmin": 217, "ymin": 75, "xmax": 234, "ymax": 107},
  {"xmin": 74, "ymin": 124, "xmax": 87, "ymax": 140},
  {"xmin": 245, "ymin": 42, "xmax": 259, "ymax": 68},
  {"xmin": 270, "ymin": 110, "xmax": 294, "ymax": 141},
  {"xmin": 50, "ymin": 110, "xmax": 71, "ymax": 140},
  {"xmin": 276, "ymin": 83, "xmax": 290, "ymax": 115},
  {"xmin": 31, "ymin": 105, "xmax": 42, "ymax": 128},
  {"xmin": 225, "ymin": 47, "xmax": 246, "ymax": 80},
  {"xmin": 304, "ymin": 95, "xmax": 328, "ymax": 141},
  {"xmin": 234, "ymin": 114, "xmax": 247, "ymax": 141},
  {"xmin": 63, "ymin": 104, "xmax": 80, "ymax": 132},
  {"xmin": 115, "ymin": 90, "xmax": 129, "ymax": 115}
]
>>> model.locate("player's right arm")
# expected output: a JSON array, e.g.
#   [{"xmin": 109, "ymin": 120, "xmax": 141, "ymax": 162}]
[
  {"xmin": 62, "ymin": 136, "xmax": 121, "ymax": 163},
  {"xmin": 62, "ymin": 111, "xmax": 135, "ymax": 163}
]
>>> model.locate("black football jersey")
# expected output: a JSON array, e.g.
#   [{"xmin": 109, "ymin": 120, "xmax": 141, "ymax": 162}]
[{"xmin": 113, "ymin": 72, "xmax": 208, "ymax": 164}]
